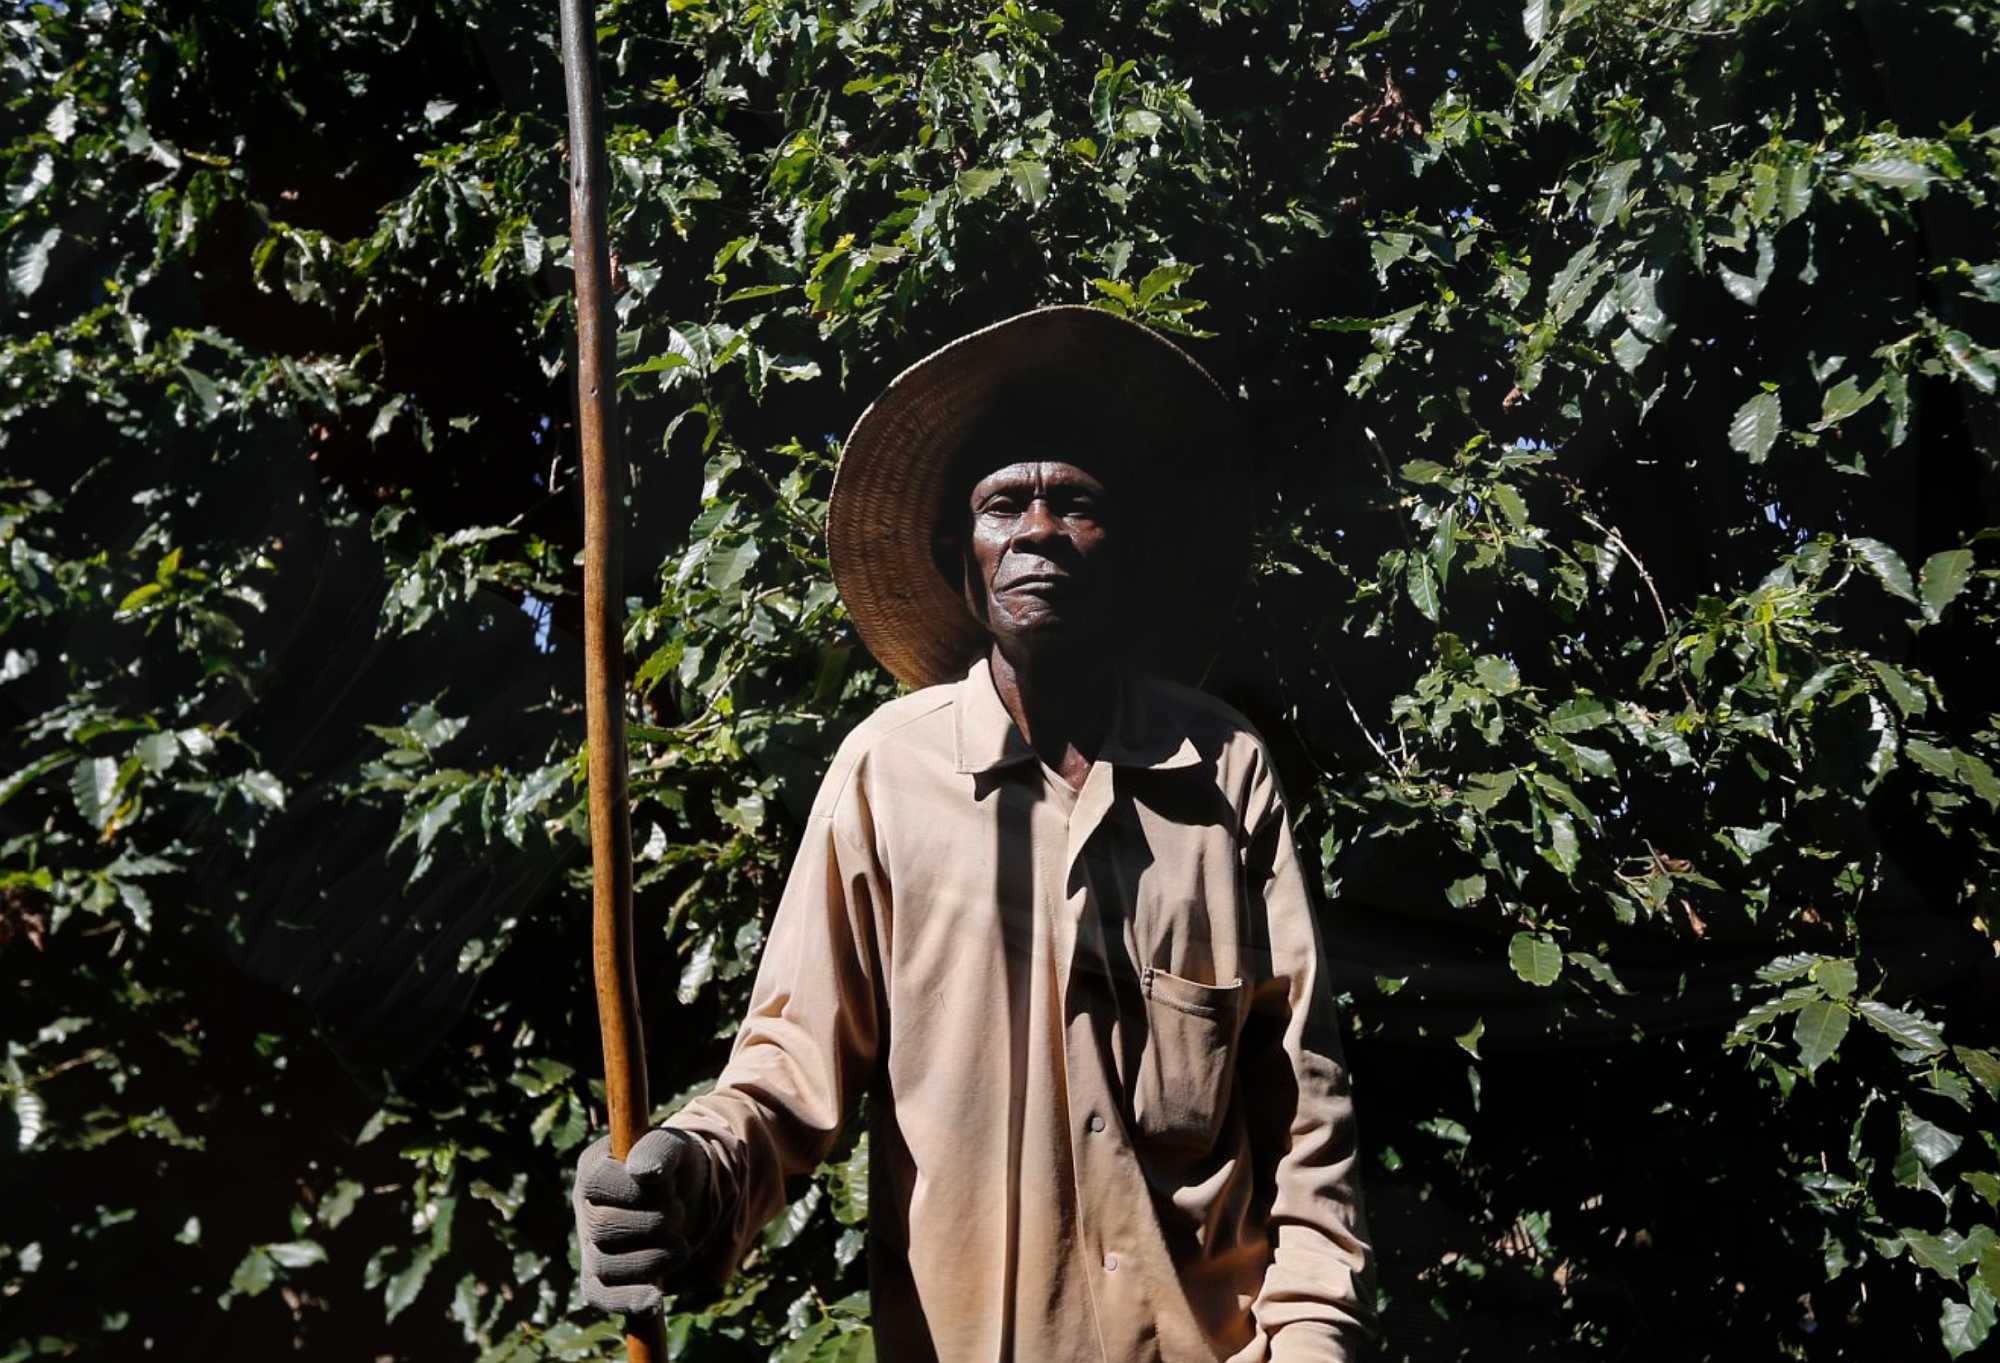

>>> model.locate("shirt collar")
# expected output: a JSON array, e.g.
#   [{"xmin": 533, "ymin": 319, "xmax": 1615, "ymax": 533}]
[{"xmin": 952, "ymin": 655, "xmax": 1203, "ymax": 775}]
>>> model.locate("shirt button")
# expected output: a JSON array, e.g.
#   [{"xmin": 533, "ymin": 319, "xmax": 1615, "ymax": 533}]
[
  {"xmin": 1103, "ymin": 1252, "xmax": 1118, "ymax": 1272},
  {"xmin": 1086, "ymin": 1115, "xmax": 1105, "ymax": 1133}
]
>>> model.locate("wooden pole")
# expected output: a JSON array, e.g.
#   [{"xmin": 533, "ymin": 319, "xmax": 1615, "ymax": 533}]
[{"xmin": 558, "ymin": 4, "xmax": 665, "ymax": 1361}]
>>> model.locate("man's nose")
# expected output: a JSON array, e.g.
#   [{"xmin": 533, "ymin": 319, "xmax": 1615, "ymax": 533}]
[{"xmin": 1010, "ymin": 498, "xmax": 1062, "ymax": 547}]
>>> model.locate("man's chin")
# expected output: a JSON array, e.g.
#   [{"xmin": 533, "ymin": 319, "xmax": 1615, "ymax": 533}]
[{"xmin": 992, "ymin": 614, "xmax": 1117, "ymax": 661}]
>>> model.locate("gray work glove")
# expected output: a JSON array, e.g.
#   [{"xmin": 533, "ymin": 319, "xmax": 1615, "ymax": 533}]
[{"xmin": 572, "ymin": 1127, "xmax": 716, "ymax": 1315}]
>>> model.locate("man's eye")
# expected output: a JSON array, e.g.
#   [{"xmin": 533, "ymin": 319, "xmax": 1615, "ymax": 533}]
[{"xmin": 980, "ymin": 497, "xmax": 1022, "ymax": 516}]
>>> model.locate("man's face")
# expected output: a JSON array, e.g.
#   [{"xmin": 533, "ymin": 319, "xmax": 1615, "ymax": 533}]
[{"xmin": 963, "ymin": 457, "xmax": 1123, "ymax": 653}]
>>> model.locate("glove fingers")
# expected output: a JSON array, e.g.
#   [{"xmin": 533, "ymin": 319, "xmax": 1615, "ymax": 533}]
[
  {"xmin": 575, "ymin": 1128, "xmax": 710, "ymax": 1322},
  {"xmin": 584, "ymin": 1204, "xmax": 668, "ymax": 1253},
  {"xmin": 583, "ymin": 1279, "xmax": 662, "ymax": 1316},
  {"xmin": 624, "ymin": 1127, "xmax": 698, "ymax": 1186},
  {"xmin": 579, "ymin": 1145, "xmax": 649, "ymax": 1209},
  {"xmin": 594, "ymin": 1242, "xmax": 687, "ymax": 1287}
]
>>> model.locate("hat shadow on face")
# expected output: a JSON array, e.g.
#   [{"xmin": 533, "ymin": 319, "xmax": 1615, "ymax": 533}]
[{"xmin": 928, "ymin": 388, "xmax": 1133, "ymax": 572}]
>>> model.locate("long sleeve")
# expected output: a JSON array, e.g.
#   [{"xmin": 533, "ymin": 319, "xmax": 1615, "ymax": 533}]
[
  {"xmin": 1240, "ymin": 772, "xmax": 1377, "ymax": 1361},
  {"xmin": 664, "ymin": 772, "xmax": 887, "ymax": 1281}
]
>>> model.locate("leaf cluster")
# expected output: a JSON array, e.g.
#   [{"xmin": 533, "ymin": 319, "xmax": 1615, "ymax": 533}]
[{"xmin": 2, "ymin": 0, "xmax": 1998, "ymax": 1359}]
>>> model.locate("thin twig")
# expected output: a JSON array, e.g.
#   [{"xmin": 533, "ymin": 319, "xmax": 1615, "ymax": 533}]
[
  {"xmin": 1326, "ymin": 658, "xmax": 1397, "ymax": 771},
  {"xmin": 23, "ymin": 1047, "xmax": 109, "ymax": 1087},
  {"xmin": 1362, "ymin": 426, "xmax": 1419, "ymax": 553},
  {"xmin": 1579, "ymin": 510, "xmax": 1695, "ymax": 708},
  {"xmin": 1618, "ymin": 6, "xmax": 1741, "ymax": 38}
]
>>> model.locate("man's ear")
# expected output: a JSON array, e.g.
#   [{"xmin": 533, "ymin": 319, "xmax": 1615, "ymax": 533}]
[{"xmin": 953, "ymin": 534, "xmax": 991, "ymax": 625}]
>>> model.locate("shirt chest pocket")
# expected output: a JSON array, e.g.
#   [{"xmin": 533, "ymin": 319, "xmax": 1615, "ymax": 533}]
[{"xmin": 1131, "ymin": 966, "xmax": 1247, "ymax": 1157}]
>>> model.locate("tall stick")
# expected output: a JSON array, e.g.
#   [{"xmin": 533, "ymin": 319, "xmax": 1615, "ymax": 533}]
[{"xmin": 558, "ymin": 5, "xmax": 664, "ymax": 1362}]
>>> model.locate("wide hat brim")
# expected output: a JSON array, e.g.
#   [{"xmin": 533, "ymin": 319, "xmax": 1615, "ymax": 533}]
[{"xmin": 827, "ymin": 305, "xmax": 1249, "ymax": 690}]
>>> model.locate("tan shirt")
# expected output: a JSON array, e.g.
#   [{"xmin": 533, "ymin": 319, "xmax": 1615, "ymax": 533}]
[{"xmin": 669, "ymin": 657, "xmax": 1373, "ymax": 1361}]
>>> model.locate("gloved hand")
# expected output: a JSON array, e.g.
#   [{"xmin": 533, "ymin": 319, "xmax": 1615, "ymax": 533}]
[{"xmin": 572, "ymin": 1127, "xmax": 716, "ymax": 1315}]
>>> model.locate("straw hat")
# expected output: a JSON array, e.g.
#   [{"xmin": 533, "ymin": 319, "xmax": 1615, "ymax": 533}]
[{"xmin": 827, "ymin": 305, "xmax": 1249, "ymax": 690}]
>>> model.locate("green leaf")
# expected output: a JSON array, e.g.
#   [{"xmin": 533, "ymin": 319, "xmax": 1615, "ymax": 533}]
[
  {"xmin": 318, "ymin": 1180, "xmax": 364, "ymax": 1230},
  {"xmin": 678, "ymin": 932, "xmax": 718, "ymax": 1006},
  {"xmin": 1867, "ymin": 661, "xmax": 1927, "ymax": 718},
  {"xmin": 71, "ymin": 755, "xmax": 121, "ymax": 830},
  {"xmin": 1610, "ymin": 329, "xmax": 1651, "ymax": 373},
  {"xmin": 1850, "ymin": 157, "xmax": 1933, "ymax": 197},
  {"xmin": 1813, "ymin": 375, "xmax": 1879, "ymax": 428},
  {"xmin": 1938, "ymin": 329, "xmax": 1997, "ymax": 395},
  {"xmin": 1722, "ymin": 821, "xmax": 1781, "ymax": 861},
  {"xmin": 384, "ymin": 1247, "xmax": 437, "ymax": 1321},
  {"xmin": 1008, "ymin": 159, "xmax": 1051, "ymax": 207},
  {"xmin": 1794, "ymin": 1001, "xmax": 1849, "ymax": 1074},
  {"xmin": 1549, "ymin": 694, "xmax": 1611, "ymax": 732},
  {"xmin": 1406, "ymin": 555, "xmax": 1440, "ymax": 621},
  {"xmin": 1907, "ymin": 1231, "xmax": 1963, "ymax": 1279},
  {"xmin": 1429, "ymin": 506, "xmax": 1457, "ymax": 588},
  {"xmin": 1462, "ymin": 770, "xmax": 1516, "ymax": 813},
  {"xmin": 116, "ymin": 581, "xmax": 164, "ymax": 614},
  {"xmin": 1728, "ymin": 391, "xmax": 1782, "ymax": 462},
  {"xmin": 137, "ymin": 731, "xmax": 180, "ymax": 773},
  {"xmin": 1906, "ymin": 739, "xmax": 1958, "ymax": 780},
  {"xmin": 45, "ymin": 97, "xmax": 75, "ymax": 143},
  {"xmin": 1859, "ymin": 1000, "xmax": 1945, "ymax": 1055},
  {"xmin": 1539, "ymin": 812, "xmax": 1579, "ymax": 874},
  {"xmin": 1955, "ymin": 750, "xmax": 2000, "ymax": 812},
  {"xmin": 1848, "ymin": 537, "xmax": 1919, "ymax": 603},
  {"xmin": 830, "ymin": 1134, "xmax": 870, "ymax": 1225},
  {"xmin": 1717, "ymin": 233, "xmax": 1775, "ymax": 306},
  {"xmin": 1954, "ymin": 1046, "xmax": 2000, "ymax": 1099},
  {"xmin": 1136, "ymin": 262, "xmax": 1195, "ymax": 305},
  {"xmin": 705, "ymin": 538, "xmax": 760, "ymax": 591},
  {"xmin": 1, "ymin": 750, "xmax": 75, "ymax": 807},
  {"xmin": 229, "ymin": 1248, "xmax": 276, "ymax": 1298},
  {"xmin": 1811, "ymin": 958, "xmax": 1857, "ymax": 1000},
  {"xmin": 761, "ymin": 1182, "xmax": 822, "ymax": 1251},
  {"xmin": 1455, "ymin": 1016, "xmax": 1485, "ymax": 1060},
  {"xmin": 1731, "ymin": 985, "xmax": 1819, "ymax": 1037},
  {"xmin": 7, "ymin": 226, "xmax": 60, "ymax": 298},
  {"xmin": 1942, "ymin": 1290, "xmax": 1995, "ymax": 1360},
  {"xmin": 1121, "ymin": 109, "xmax": 1163, "ymax": 139},
  {"xmin": 239, "ymin": 770, "xmax": 287, "ymax": 811},
  {"xmin": 1508, "ymin": 931, "xmax": 1564, "ymax": 987},
  {"xmin": 1756, "ymin": 954, "xmax": 1822, "ymax": 985},
  {"xmin": 1522, "ymin": 0, "xmax": 1551, "ymax": 43},
  {"xmin": 1617, "ymin": 264, "xmax": 1668, "ymax": 341},
  {"xmin": 954, "ymin": 167, "xmax": 1003, "ymax": 201},
  {"xmin": 1919, "ymin": 549, "xmax": 1975, "ymax": 622},
  {"xmin": 265, "ymin": 1240, "xmax": 326, "ymax": 1269},
  {"xmin": 1903, "ymin": 1106, "xmax": 1964, "ymax": 1169},
  {"xmin": 1567, "ymin": 950, "xmax": 1631, "ymax": 995},
  {"xmin": 1473, "ymin": 656, "xmax": 1520, "ymax": 695},
  {"xmin": 622, "ymin": 352, "xmax": 690, "ymax": 376},
  {"xmin": 1444, "ymin": 874, "xmax": 1486, "ymax": 907},
  {"xmin": 1587, "ymin": 159, "xmax": 1639, "ymax": 227}
]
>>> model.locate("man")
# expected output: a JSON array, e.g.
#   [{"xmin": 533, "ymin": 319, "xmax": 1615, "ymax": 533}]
[{"xmin": 573, "ymin": 306, "xmax": 1375, "ymax": 1361}]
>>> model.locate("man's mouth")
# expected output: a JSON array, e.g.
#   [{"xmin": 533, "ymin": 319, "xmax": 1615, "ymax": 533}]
[{"xmin": 999, "ymin": 573, "xmax": 1071, "ymax": 595}]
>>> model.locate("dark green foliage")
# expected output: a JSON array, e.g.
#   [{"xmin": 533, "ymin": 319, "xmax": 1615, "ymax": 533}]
[{"xmin": 3, "ymin": 0, "xmax": 1997, "ymax": 1358}]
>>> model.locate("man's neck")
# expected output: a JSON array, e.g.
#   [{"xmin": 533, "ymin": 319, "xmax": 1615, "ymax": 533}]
[{"xmin": 986, "ymin": 643, "xmax": 1115, "ymax": 792}]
